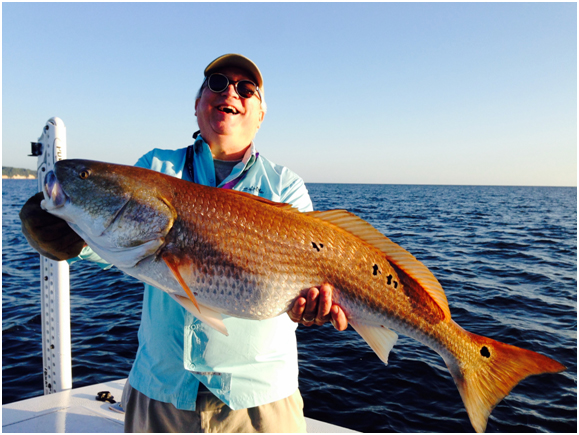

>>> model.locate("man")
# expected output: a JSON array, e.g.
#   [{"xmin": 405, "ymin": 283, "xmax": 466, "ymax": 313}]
[{"xmin": 20, "ymin": 54, "xmax": 348, "ymax": 432}]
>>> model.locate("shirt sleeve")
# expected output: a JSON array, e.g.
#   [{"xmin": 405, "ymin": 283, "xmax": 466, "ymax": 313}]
[
  {"xmin": 280, "ymin": 173, "xmax": 314, "ymax": 213},
  {"xmin": 67, "ymin": 246, "xmax": 113, "ymax": 270},
  {"xmin": 134, "ymin": 151, "xmax": 153, "ymax": 169}
]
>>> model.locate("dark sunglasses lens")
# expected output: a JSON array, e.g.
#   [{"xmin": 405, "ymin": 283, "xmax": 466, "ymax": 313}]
[
  {"xmin": 237, "ymin": 81, "xmax": 257, "ymax": 98},
  {"xmin": 208, "ymin": 74, "xmax": 228, "ymax": 92}
]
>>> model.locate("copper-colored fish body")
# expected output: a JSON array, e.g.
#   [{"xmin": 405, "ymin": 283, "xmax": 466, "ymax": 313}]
[{"xmin": 39, "ymin": 159, "xmax": 566, "ymax": 433}]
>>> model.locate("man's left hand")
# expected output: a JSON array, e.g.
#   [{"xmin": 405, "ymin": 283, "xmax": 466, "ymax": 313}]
[{"xmin": 288, "ymin": 283, "xmax": 348, "ymax": 331}]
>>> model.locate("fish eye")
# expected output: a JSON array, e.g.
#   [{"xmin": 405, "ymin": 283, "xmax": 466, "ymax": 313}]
[{"xmin": 79, "ymin": 169, "xmax": 91, "ymax": 180}]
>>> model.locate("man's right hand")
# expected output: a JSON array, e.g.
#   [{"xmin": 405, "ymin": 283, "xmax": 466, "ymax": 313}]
[{"xmin": 19, "ymin": 192, "xmax": 85, "ymax": 261}]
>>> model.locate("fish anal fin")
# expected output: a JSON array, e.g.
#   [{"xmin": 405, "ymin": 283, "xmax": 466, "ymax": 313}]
[
  {"xmin": 162, "ymin": 252, "xmax": 200, "ymax": 313},
  {"xmin": 169, "ymin": 294, "xmax": 229, "ymax": 336},
  {"xmin": 350, "ymin": 321, "xmax": 398, "ymax": 365},
  {"xmin": 307, "ymin": 209, "xmax": 451, "ymax": 320}
]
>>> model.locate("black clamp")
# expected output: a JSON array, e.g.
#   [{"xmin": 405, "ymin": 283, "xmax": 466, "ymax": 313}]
[{"xmin": 96, "ymin": 391, "xmax": 117, "ymax": 404}]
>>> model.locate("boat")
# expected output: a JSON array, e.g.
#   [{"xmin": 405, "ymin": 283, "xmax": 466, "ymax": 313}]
[{"xmin": 2, "ymin": 377, "xmax": 355, "ymax": 433}]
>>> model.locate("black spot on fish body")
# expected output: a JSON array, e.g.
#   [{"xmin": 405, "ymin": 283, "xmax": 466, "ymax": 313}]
[
  {"xmin": 311, "ymin": 242, "xmax": 324, "ymax": 252},
  {"xmin": 394, "ymin": 281, "xmax": 398, "ymax": 288},
  {"xmin": 372, "ymin": 264, "xmax": 381, "ymax": 276},
  {"xmin": 480, "ymin": 346, "xmax": 491, "ymax": 358},
  {"xmin": 387, "ymin": 275, "xmax": 393, "ymax": 285}
]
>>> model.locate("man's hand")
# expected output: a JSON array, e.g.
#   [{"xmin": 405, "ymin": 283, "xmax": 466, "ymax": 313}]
[
  {"xmin": 288, "ymin": 283, "xmax": 348, "ymax": 331},
  {"xmin": 19, "ymin": 192, "xmax": 85, "ymax": 261}
]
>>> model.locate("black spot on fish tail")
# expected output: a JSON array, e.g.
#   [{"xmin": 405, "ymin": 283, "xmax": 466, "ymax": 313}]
[
  {"xmin": 387, "ymin": 274, "xmax": 393, "ymax": 285},
  {"xmin": 394, "ymin": 281, "xmax": 398, "ymax": 288},
  {"xmin": 480, "ymin": 346, "xmax": 491, "ymax": 358},
  {"xmin": 372, "ymin": 264, "xmax": 381, "ymax": 276}
]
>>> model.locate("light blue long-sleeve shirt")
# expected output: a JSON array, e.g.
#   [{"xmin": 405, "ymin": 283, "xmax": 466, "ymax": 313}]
[{"xmin": 77, "ymin": 137, "xmax": 313, "ymax": 410}]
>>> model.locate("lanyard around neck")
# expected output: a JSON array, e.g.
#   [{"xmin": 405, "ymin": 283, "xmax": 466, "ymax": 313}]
[{"xmin": 185, "ymin": 144, "xmax": 258, "ymax": 190}]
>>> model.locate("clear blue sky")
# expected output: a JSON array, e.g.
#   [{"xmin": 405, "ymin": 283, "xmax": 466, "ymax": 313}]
[{"xmin": 2, "ymin": 2, "xmax": 577, "ymax": 186}]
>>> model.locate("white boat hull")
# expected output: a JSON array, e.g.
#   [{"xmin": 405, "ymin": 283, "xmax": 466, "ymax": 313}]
[{"xmin": 2, "ymin": 378, "xmax": 356, "ymax": 433}]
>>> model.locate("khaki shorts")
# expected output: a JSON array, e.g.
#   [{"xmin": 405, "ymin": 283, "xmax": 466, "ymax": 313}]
[{"xmin": 122, "ymin": 382, "xmax": 307, "ymax": 433}]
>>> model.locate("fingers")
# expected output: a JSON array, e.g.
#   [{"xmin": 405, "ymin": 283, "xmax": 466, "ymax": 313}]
[
  {"xmin": 301, "ymin": 287, "xmax": 319, "ymax": 327},
  {"xmin": 287, "ymin": 284, "xmax": 349, "ymax": 331},
  {"xmin": 287, "ymin": 288, "xmax": 321, "ymax": 326},
  {"xmin": 330, "ymin": 305, "xmax": 348, "ymax": 331},
  {"xmin": 315, "ymin": 284, "xmax": 333, "ymax": 325},
  {"xmin": 288, "ymin": 296, "xmax": 307, "ymax": 323}
]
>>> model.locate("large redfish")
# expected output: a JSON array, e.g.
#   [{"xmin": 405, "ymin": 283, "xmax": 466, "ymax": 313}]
[{"xmin": 39, "ymin": 159, "xmax": 565, "ymax": 433}]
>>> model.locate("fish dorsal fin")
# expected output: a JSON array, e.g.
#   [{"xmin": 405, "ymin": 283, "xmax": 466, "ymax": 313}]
[
  {"xmin": 227, "ymin": 189, "xmax": 298, "ymax": 212},
  {"xmin": 306, "ymin": 209, "xmax": 451, "ymax": 320}
]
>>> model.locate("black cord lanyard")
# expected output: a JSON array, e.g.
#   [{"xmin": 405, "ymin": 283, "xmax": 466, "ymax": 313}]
[{"xmin": 186, "ymin": 133, "xmax": 257, "ymax": 190}]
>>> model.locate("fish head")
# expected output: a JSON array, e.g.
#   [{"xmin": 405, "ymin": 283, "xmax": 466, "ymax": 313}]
[{"xmin": 42, "ymin": 159, "xmax": 177, "ymax": 267}]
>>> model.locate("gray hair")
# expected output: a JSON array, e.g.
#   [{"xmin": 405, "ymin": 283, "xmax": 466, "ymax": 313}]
[{"xmin": 195, "ymin": 79, "xmax": 267, "ymax": 113}]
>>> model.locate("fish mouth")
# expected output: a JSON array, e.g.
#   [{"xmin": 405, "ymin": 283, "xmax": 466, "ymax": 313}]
[{"xmin": 42, "ymin": 170, "xmax": 68, "ymax": 210}]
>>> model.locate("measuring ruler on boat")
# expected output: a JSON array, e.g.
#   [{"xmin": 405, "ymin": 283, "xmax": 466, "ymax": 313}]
[{"xmin": 30, "ymin": 117, "xmax": 72, "ymax": 395}]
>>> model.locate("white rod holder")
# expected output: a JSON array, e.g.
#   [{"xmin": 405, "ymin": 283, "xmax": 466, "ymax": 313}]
[{"xmin": 33, "ymin": 117, "xmax": 73, "ymax": 394}]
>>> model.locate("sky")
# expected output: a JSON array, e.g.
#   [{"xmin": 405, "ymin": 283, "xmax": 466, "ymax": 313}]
[{"xmin": 2, "ymin": 2, "xmax": 577, "ymax": 186}]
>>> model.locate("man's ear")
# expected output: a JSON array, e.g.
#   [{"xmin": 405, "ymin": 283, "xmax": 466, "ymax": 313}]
[
  {"xmin": 194, "ymin": 98, "xmax": 199, "ymax": 116},
  {"xmin": 257, "ymin": 109, "xmax": 265, "ymax": 128}
]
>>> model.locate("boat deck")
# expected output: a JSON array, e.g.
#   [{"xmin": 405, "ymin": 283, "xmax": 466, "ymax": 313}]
[{"xmin": 2, "ymin": 378, "xmax": 356, "ymax": 433}]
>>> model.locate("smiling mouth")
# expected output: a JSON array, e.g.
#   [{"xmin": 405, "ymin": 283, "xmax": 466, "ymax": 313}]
[{"xmin": 217, "ymin": 105, "xmax": 239, "ymax": 115}]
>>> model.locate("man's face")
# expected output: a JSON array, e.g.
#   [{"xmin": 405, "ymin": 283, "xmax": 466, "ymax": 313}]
[{"xmin": 195, "ymin": 67, "xmax": 265, "ymax": 152}]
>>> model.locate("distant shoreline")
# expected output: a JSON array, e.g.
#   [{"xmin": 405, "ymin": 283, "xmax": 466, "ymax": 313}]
[
  {"xmin": 2, "ymin": 175, "xmax": 36, "ymax": 180},
  {"xmin": 3, "ymin": 166, "xmax": 37, "ymax": 179}
]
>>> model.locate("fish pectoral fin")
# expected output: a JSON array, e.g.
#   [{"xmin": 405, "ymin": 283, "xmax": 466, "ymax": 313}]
[
  {"xmin": 350, "ymin": 321, "xmax": 398, "ymax": 365},
  {"xmin": 162, "ymin": 253, "xmax": 200, "ymax": 312},
  {"xmin": 169, "ymin": 294, "xmax": 229, "ymax": 336}
]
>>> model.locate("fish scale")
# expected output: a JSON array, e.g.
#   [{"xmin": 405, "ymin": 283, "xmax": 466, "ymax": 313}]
[
  {"xmin": 38, "ymin": 159, "xmax": 566, "ymax": 433},
  {"xmin": 170, "ymin": 190, "xmax": 441, "ymax": 335}
]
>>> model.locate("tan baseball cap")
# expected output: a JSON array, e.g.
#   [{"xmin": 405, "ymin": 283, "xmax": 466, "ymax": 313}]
[{"xmin": 204, "ymin": 54, "xmax": 264, "ymax": 90}]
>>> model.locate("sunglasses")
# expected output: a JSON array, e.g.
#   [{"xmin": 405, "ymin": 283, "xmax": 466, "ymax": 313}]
[{"xmin": 206, "ymin": 73, "xmax": 262, "ymax": 100}]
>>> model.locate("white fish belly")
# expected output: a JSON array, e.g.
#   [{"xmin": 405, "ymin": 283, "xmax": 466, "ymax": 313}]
[{"xmin": 127, "ymin": 256, "xmax": 316, "ymax": 320}]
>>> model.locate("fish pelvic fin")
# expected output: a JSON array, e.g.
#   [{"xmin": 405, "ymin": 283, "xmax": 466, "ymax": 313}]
[
  {"xmin": 307, "ymin": 209, "xmax": 451, "ymax": 320},
  {"xmin": 162, "ymin": 252, "xmax": 200, "ymax": 313},
  {"xmin": 168, "ymin": 294, "xmax": 229, "ymax": 336},
  {"xmin": 350, "ymin": 321, "xmax": 398, "ymax": 365},
  {"xmin": 445, "ymin": 322, "xmax": 566, "ymax": 433}
]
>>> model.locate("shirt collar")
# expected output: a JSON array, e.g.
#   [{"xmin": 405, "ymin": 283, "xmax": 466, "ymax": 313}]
[{"xmin": 194, "ymin": 135, "xmax": 258, "ymax": 169}]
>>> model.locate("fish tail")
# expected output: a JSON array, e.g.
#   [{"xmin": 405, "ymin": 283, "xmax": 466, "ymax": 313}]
[{"xmin": 444, "ymin": 322, "xmax": 565, "ymax": 433}]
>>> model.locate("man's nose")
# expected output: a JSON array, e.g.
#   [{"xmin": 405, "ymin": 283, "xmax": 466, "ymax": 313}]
[{"xmin": 221, "ymin": 84, "xmax": 238, "ymax": 98}]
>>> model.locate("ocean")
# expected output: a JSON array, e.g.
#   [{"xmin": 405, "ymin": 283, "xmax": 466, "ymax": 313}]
[{"xmin": 2, "ymin": 179, "xmax": 577, "ymax": 432}]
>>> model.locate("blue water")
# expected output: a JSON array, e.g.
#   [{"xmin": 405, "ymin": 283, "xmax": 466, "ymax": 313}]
[{"xmin": 2, "ymin": 180, "xmax": 577, "ymax": 432}]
